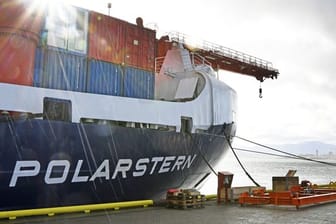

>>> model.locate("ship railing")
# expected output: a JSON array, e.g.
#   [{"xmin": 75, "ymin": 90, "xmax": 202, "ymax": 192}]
[
  {"xmin": 155, "ymin": 53, "xmax": 211, "ymax": 76},
  {"xmin": 190, "ymin": 52, "xmax": 212, "ymax": 68},
  {"xmin": 168, "ymin": 31, "xmax": 278, "ymax": 72}
]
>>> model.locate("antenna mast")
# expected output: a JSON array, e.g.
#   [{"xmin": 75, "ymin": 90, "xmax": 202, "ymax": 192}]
[{"xmin": 107, "ymin": 3, "xmax": 111, "ymax": 16}]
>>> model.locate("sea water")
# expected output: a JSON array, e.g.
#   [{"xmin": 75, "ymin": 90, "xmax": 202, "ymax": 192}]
[{"xmin": 201, "ymin": 150, "xmax": 336, "ymax": 194}]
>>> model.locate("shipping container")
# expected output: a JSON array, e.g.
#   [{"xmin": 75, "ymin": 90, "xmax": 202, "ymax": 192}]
[
  {"xmin": 124, "ymin": 67, "xmax": 154, "ymax": 99},
  {"xmin": 41, "ymin": 4, "xmax": 89, "ymax": 54},
  {"xmin": 0, "ymin": 30, "xmax": 37, "ymax": 85},
  {"xmin": 33, "ymin": 47, "xmax": 87, "ymax": 92},
  {"xmin": 0, "ymin": 0, "xmax": 44, "ymax": 86},
  {"xmin": 88, "ymin": 12, "xmax": 126, "ymax": 64},
  {"xmin": 124, "ymin": 23, "xmax": 155, "ymax": 71},
  {"xmin": 0, "ymin": 0, "xmax": 44, "ymax": 36},
  {"xmin": 33, "ymin": 46, "xmax": 44, "ymax": 86},
  {"xmin": 88, "ymin": 12, "xmax": 156, "ymax": 71},
  {"xmin": 87, "ymin": 60, "xmax": 123, "ymax": 96}
]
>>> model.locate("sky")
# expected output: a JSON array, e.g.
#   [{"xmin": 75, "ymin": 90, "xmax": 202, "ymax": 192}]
[{"xmin": 59, "ymin": 0, "xmax": 336, "ymax": 146}]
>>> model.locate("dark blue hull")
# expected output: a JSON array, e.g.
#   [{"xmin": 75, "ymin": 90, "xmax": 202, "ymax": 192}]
[{"xmin": 0, "ymin": 118, "xmax": 233, "ymax": 211}]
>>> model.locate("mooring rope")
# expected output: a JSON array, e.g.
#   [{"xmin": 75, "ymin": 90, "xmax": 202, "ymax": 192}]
[
  {"xmin": 188, "ymin": 133, "xmax": 218, "ymax": 176},
  {"xmin": 233, "ymin": 147, "xmax": 298, "ymax": 159},
  {"xmin": 198, "ymin": 131, "xmax": 336, "ymax": 188},
  {"xmin": 236, "ymin": 136, "xmax": 336, "ymax": 167},
  {"xmin": 224, "ymin": 135, "xmax": 261, "ymax": 187}
]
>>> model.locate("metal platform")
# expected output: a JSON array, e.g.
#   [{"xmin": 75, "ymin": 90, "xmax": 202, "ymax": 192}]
[{"xmin": 239, "ymin": 185, "xmax": 336, "ymax": 209}]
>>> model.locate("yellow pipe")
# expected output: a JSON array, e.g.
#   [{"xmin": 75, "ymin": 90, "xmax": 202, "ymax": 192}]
[
  {"xmin": 205, "ymin": 194, "xmax": 217, "ymax": 200},
  {"xmin": 0, "ymin": 200, "xmax": 153, "ymax": 220}
]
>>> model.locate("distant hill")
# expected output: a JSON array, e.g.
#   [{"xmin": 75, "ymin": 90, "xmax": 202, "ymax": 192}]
[{"xmin": 272, "ymin": 141, "xmax": 336, "ymax": 156}]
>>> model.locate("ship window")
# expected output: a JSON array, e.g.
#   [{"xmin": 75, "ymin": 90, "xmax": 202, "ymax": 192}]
[
  {"xmin": 181, "ymin": 117, "xmax": 193, "ymax": 134},
  {"xmin": 174, "ymin": 77, "xmax": 198, "ymax": 101},
  {"xmin": 43, "ymin": 98, "xmax": 72, "ymax": 122}
]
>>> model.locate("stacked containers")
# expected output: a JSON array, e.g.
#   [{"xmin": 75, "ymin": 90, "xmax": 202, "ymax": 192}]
[
  {"xmin": 0, "ymin": 0, "xmax": 44, "ymax": 86},
  {"xmin": 123, "ymin": 20, "xmax": 155, "ymax": 99},
  {"xmin": 33, "ymin": 4, "xmax": 155, "ymax": 99},
  {"xmin": 88, "ymin": 11, "xmax": 155, "ymax": 99},
  {"xmin": 34, "ymin": 5, "xmax": 89, "ymax": 92},
  {"xmin": 87, "ymin": 12, "xmax": 124, "ymax": 95}
]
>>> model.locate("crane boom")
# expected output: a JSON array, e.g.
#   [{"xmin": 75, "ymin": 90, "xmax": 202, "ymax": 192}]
[{"xmin": 157, "ymin": 32, "xmax": 279, "ymax": 82}]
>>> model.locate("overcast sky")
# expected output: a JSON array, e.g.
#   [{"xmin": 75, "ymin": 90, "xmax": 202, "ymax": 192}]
[{"xmin": 64, "ymin": 0, "xmax": 336, "ymax": 145}]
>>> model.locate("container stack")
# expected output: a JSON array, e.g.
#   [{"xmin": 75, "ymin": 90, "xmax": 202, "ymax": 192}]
[
  {"xmin": 32, "ymin": 3, "xmax": 155, "ymax": 99},
  {"xmin": 166, "ymin": 189, "xmax": 206, "ymax": 209}
]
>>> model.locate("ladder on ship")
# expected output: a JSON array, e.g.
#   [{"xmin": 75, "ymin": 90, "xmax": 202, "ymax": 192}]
[{"xmin": 157, "ymin": 32, "xmax": 279, "ymax": 82}]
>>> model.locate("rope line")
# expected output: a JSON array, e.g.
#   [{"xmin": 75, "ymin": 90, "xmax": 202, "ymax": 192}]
[
  {"xmin": 198, "ymin": 130, "xmax": 336, "ymax": 188},
  {"xmin": 189, "ymin": 133, "xmax": 218, "ymax": 176},
  {"xmin": 233, "ymin": 147, "xmax": 298, "ymax": 159},
  {"xmin": 224, "ymin": 135, "xmax": 261, "ymax": 187},
  {"xmin": 236, "ymin": 136, "xmax": 336, "ymax": 167}
]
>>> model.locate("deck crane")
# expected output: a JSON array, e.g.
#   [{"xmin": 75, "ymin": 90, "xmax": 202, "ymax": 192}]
[{"xmin": 156, "ymin": 32, "xmax": 279, "ymax": 82}]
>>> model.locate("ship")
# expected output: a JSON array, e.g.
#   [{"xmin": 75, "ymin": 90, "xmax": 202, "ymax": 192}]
[{"xmin": 0, "ymin": 0, "xmax": 279, "ymax": 211}]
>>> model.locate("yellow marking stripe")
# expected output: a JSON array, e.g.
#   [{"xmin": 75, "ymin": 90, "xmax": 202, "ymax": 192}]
[{"xmin": 0, "ymin": 200, "xmax": 153, "ymax": 219}]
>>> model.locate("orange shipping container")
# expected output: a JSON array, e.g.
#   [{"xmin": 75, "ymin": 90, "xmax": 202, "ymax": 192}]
[
  {"xmin": 0, "ymin": 30, "xmax": 38, "ymax": 85},
  {"xmin": 0, "ymin": 0, "xmax": 44, "ymax": 85},
  {"xmin": 125, "ymin": 22, "xmax": 155, "ymax": 71},
  {"xmin": 88, "ymin": 12, "xmax": 155, "ymax": 71},
  {"xmin": 89, "ymin": 12, "xmax": 126, "ymax": 65},
  {"xmin": 0, "ymin": 0, "xmax": 44, "ymax": 35}
]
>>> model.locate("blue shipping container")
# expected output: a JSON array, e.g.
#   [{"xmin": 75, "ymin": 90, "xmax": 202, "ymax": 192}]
[
  {"xmin": 33, "ymin": 47, "xmax": 87, "ymax": 92},
  {"xmin": 33, "ymin": 47, "xmax": 44, "ymax": 86},
  {"xmin": 87, "ymin": 60, "xmax": 123, "ymax": 96},
  {"xmin": 124, "ymin": 67, "xmax": 154, "ymax": 99}
]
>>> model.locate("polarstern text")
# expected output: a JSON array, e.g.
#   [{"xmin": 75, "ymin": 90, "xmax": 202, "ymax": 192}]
[{"xmin": 9, "ymin": 154, "xmax": 197, "ymax": 187}]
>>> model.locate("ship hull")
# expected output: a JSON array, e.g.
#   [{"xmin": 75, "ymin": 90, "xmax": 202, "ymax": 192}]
[{"xmin": 0, "ymin": 119, "xmax": 233, "ymax": 211}]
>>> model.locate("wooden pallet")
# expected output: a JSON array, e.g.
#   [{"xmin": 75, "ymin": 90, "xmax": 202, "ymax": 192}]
[{"xmin": 166, "ymin": 189, "xmax": 205, "ymax": 209}]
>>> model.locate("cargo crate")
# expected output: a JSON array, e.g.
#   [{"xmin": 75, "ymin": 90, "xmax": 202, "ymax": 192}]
[{"xmin": 166, "ymin": 189, "xmax": 205, "ymax": 209}]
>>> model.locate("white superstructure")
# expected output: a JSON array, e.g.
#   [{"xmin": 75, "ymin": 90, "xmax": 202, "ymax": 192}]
[{"xmin": 0, "ymin": 46, "xmax": 237, "ymax": 133}]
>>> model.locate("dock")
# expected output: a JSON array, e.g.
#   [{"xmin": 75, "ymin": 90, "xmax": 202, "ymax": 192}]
[
  {"xmin": 2, "ymin": 174, "xmax": 336, "ymax": 223},
  {"xmin": 4, "ymin": 200, "xmax": 336, "ymax": 224},
  {"xmin": 2, "ymin": 171, "xmax": 336, "ymax": 223}
]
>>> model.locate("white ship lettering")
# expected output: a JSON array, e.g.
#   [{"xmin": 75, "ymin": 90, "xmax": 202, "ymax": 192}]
[{"xmin": 9, "ymin": 154, "xmax": 197, "ymax": 187}]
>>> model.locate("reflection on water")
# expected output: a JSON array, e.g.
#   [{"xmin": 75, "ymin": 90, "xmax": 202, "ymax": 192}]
[{"xmin": 201, "ymin": 150, "xmax": 336, "ymax": 194}]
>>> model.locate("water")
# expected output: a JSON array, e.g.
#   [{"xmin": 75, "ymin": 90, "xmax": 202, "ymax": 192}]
[{"xmin": 201, "ymin": 150, "xmax": 336, "ymax": 194}]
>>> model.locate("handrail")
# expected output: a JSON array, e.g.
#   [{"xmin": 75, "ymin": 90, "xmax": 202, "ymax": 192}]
[
  {"xmin": 190, "ymin": 52, "xmax": 212, "ymax": 67},
  {"xmin": 154, "ymin": 52, "xmax": 211, "ymax": 75},
  {"xmin": 168, "ymin": 31, "xmax": 278, "ymax": 72}
]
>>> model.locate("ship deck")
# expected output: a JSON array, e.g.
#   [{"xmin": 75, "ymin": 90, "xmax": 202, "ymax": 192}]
[{"xmin": 5, "ymin": 200, "xmax": 336, "ymax": 224}]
